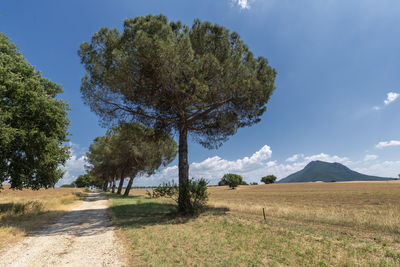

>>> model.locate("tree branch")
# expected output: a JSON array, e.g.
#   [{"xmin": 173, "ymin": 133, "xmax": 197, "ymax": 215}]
[
  {"xmin": 92, "ymin": 93, "xmax": 178, "ymax": 125},
  {"xmin": 187, "ymin": 98, "xmax": 232, "ymax": 125}
]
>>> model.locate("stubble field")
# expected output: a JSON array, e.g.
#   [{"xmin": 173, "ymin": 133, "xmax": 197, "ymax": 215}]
[{"xmin": 109, "ymin": 181, "xmax": 400, "ymax": 266}]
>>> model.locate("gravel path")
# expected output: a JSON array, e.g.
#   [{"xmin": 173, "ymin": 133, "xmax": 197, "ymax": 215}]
[{"xmin": 0, "ymin": 193, "xmax": 124, "ymax": 267}]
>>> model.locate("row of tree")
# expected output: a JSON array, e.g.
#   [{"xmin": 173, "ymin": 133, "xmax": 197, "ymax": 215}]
[
  {"xmin": 218, "ymin": 173, "xmax": 277, "ymax": 189},
  {"xmin": 84, "ymin": 123, "xmax": 177, "ymax": 197}
]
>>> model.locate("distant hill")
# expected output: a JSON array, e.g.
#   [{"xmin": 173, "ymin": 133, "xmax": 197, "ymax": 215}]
[{"xmin": 279, "ymin": 160, "xmax": 393, "ymax": 183}]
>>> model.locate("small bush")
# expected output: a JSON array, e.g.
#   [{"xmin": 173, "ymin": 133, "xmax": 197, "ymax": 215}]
[
  {"xmin": 261, "ymin": 175, "xmax": 277, "ymax": 184},
  {"xmin": 149, "ymin": 178, "xmax": 209, "ymax": 214},
  {"xmin": 219, "ymin": 173, "xmax": 244, "ymax": 189}
]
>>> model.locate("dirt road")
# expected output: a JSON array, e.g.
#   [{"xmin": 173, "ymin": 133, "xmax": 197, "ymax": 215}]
[{"xmin": 0, "ymin": 193, "xmax": 124, "ymax": 267}]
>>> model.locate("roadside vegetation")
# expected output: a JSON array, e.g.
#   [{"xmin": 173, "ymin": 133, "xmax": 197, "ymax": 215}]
[
  {"xmin": 108, "ymin": 181, "xmax": 400, "ymax": 266},
  {"xmin": 0, "ymin": 186, "xmax": 85, "ymax": 249}
]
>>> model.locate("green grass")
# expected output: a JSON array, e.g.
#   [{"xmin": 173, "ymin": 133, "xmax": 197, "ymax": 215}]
[{"xmin": 107, "ymin": 191, "xmax": 400, "ymax": 266}]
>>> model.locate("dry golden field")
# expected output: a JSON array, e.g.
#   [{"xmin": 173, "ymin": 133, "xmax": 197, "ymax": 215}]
[
  {"xmin": 208, "ymin": 181, "xmax": 400, "ymax": 235},
  {"xmin": 0, "ymin": 186, "xmax": 85, "ymax": 249},
  {"xmin": 110, "ymin": 181, "xmax": 400, "ymax": 266}
]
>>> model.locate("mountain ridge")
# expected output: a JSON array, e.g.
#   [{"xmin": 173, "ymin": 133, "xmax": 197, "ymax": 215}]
[{"xmin": 279, "ymin": 160, "xmax": 393, "ymax": 183}]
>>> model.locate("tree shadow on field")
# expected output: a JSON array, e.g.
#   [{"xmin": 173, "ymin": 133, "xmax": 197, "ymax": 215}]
[{"xmin": 108, "ymin": 195, "xmax": 230, "ymax": 229}]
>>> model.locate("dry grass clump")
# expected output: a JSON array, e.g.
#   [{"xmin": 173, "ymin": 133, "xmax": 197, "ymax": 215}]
[{"xmin": 0, "ymin": 186, "xmax": 84, "ymax": 249}]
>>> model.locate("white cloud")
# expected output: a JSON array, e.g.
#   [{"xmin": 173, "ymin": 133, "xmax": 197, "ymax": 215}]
[
  {"xmin": 233, "ymin": 0, "xmax": 250, "ymax": 9},
  {"xmin": 376, "ymin": 140, "xmax": 400, "ymax": 149},
  {"xmin": 135, "ymin": 150, "xmax": 399, "ymax": 186},
  {"xmin": 354, "ymin": 161, "xmax": 400, "ymax": 178},
  {"xmin": 189, "ymin": 145, "xmax": 272, "ymax": 179},
  {"xmin": 384, "ymin": 92, "xmax": 400, "ymax": 105},
  {"xmin": 304, "ymin": 153, "xmax": 350, "ymax": 164},
  {"xmin": 65, "ymin": 140, "xmax": 397, "ymax": 187},
  {"xmin": 57, "ymin": 143, "xmax": 87, "ymax": 185},
  {"xmin": 364, "ymin": 154, "xmax": 378, "ymax": 161},
  {"xmin": 134, "ymin": 146, "xmax": 354, "ymax": 186},
  {"xmin": 373, "ymin": 91, "xmax": 399, "ymax": 110},
  {"xmin": 286, "ymin": 154, "xmax": 304, "ymax": 162}
]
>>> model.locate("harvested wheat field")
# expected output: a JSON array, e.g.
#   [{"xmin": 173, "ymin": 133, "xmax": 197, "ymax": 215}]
[
  {"xmin": 109, "ymin": 181, "xmax": 400, "ymax": 266},
  {"xmin": 0, "ymin": 186, "xmax": 85, "ymax": 249}
]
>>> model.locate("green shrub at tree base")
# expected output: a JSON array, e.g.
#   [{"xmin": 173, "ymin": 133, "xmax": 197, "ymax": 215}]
[{"xmin": 149, "ymin": 178, "xmax": 209, "ymax": 214}]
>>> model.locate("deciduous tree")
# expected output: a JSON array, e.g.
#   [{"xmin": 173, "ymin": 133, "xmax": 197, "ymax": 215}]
[
  {"xmin": 261, "ymin": 175, "xmax": 277, "ymax": 184},
  {"xmin": 0, "ymin": 34, "xmax": 69, "ymax": 190},
  {"xmin": 73, "ymin": 174, "xmax": 92, "ymax": 188},
  {"xmin": 220, "ymin": 173, "xmax": 245, "ymax": 189},
  {"xmin": 79, "ymin": 15, "xmax": 276, "ymax": 213}
]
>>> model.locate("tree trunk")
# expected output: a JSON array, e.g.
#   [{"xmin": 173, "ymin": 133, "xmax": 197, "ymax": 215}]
[
  {"xmin": 117, "ymin": 172, "xmax": 125, "ymax": 195},
  {"xmin": 123, "ymin": 172, "xmax": 137, "ymax": 197},
  {"xmin": 111, "ymin": 176, "xmax": 116, "ymax": 193},
  {"xmin": 178, "ymin": 125, "xmax": 191, "ymax": 214},
  {"xmin": 102, "ymin": 181, "xmax": 108, "ymax": 192}
]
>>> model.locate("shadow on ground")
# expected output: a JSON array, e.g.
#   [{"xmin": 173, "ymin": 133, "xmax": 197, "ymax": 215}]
[
  {"xmin": 107, "ymin": 194, "xmax": 230, "ymax": 229},
  {"xmin": 0, "ymin": 193, "xmax": 230, "ymax": 238}
]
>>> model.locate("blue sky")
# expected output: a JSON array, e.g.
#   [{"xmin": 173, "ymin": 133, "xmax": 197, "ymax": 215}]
[{"xmin": 2, "ymin": 0, "xmax": 400, "ymax": 185}]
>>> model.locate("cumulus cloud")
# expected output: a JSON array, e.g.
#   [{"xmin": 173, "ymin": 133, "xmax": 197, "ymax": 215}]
[
  {"xmin": 233, "ymin": 0, "xmax": 250, "ymax": 9},
  {"xmin": 354, "ymin": 161, "xmax": 400, "ymax": 178},
  {"xmin": 57, "ymin": 143, "xmax": 87, "ymax": 185},
  {"xmin": 373, "ymin": 91, "xmax": 399, "ymax": 110},
  {"xmin": 384, "ymin": 92, "xmax": 400, "ymax": 105},
  {"xmin": 304, "ymin": 153, "xmax": 350, "ymax": 164},
  {"xmin": 285, "ymin": 154, "xmax": 304, "ymax": 162},
  {"xmin": 65, "ymin": 140, "xmax": 397, "ymax": 187},
  {"xmin": 134, "ymin": 146, "xmax": 353, "ymax": 186},
  {"xmin": 376, "ymin": 140, "xmax": 400, "ymax": 149},
  {"xmin": 364, "ymin": 154, "xmax": 378, "ymax": 161}
]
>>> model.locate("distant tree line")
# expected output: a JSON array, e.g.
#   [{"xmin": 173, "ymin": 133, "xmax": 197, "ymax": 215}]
[{"xmin": 217, "ymin": 173, "xmax": 277, "ymax": 189}]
